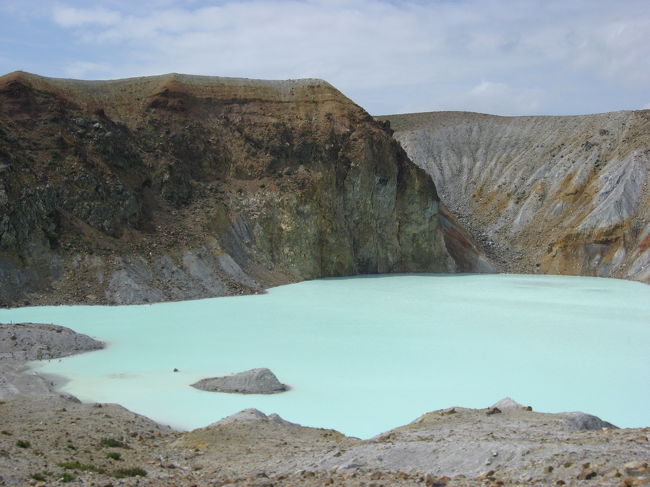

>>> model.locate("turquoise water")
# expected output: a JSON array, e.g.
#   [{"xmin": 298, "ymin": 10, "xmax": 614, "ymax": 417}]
[{"xmin": 1, "ymin": 274, "xmax": 648, "ymax": 438}]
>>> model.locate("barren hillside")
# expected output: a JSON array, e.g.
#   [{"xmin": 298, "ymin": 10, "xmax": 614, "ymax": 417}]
[{"xmin": 377, "ymin": 111, "xmax": 650, "ymax": 282}]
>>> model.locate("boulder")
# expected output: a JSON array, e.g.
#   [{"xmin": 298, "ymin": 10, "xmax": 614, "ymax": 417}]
[
  {"xmin": 191, "ymin": 368, "xmax": 288, "ymax": 394},
  {"xmin": 558, "ymin": 411, "xmax": 617, "ymax": 431},
  {"xmin": 211, "ymin": 408, "xmax": 298, "ymax": 427},
  {"xmin": 0, "ymin": 323, "xmax": 104, "ymax": 361},
  {"xmin": 490, "ymin": 397, "xmax": 531, "ymax": 411}
]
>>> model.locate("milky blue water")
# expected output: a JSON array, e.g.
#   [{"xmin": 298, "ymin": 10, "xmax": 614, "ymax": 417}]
[{"xmin": 1, "ymin": 274, "xmax": 648, "ymax": 438}]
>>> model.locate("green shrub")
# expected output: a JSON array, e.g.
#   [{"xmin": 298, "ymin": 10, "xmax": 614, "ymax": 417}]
[
  {"xmin": 59, "ymin": 472, "xmax": 75, "ymax": 482},
  {"xmin": 30, "ymin": 473, "xmax": 46, "ymax": 481},
  {"xmin": 99, "ymin": 438, "xmax": 128, "ymax": 448},
  {"xmin": 113, "ymin": 467, "xmax": 147, "ymax": 478},
  {"xmin": 106, "ymin": 452, "xmax": 122, "ymax": 460},
  {"xmin": 58, "ymin": 461, "xmax": 105, "ymax": 474},
  {"xmin": 16, "ymin": 440, "xmax": 30, "ymax": 448}
]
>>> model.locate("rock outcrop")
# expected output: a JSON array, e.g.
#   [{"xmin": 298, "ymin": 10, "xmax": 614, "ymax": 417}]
[
  {"xmin": 0, "ymin": 322, "xmax": 103, "ymax": 399},
  {"xmin": 0, "ymin": 71, "xmax": 455, "ymax": 306},
  {"xmin": 0, "ymin": 322, "xmax": 103, "ymax": 361},
  {"xmin": 210, "ymin": 408, "xmax": 298, "ymax": 426},
  {"xmin": 191, "ymin": 368, "xmax": 287, "ymax": 394},
  {"xmin": 377, "ymin": 111, "xmax": 650, "ymax": 282}
]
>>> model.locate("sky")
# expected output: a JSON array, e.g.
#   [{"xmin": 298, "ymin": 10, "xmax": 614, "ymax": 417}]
[{"xmin": 0, "ymin": 0, "xmax": 649, "ymax": 116}]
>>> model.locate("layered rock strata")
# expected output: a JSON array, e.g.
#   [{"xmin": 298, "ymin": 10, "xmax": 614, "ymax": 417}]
[
  {"xmin": 378, "ymin": 111, "xmax": 650, "ymax": 282},
  {"xmin": 0, "ymin": 72, "xmax": 455, "ymax": 306}
]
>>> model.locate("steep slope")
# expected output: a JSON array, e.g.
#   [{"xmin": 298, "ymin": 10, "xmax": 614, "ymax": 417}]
[
  {"xmin": 0, "ymin": 72, "xmax": 455, "ymax": 306},
  {"xmin": 377, "ymin": 111, "xmax": 650, "ymax": 282}
]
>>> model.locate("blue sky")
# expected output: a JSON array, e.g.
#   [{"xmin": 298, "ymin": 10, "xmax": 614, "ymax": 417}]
[{"xmin": 1, "ymin": 0, "xmax": 649, "ymax": 115}]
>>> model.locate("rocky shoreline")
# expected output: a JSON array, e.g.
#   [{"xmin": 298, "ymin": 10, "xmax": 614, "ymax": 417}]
[{"xmin": 1, "ymin": 322, "xmax": 648, "ymax": 486}]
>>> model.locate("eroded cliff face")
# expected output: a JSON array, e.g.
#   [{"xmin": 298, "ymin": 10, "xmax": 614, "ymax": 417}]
[
  {"xmin": 378, "ymin": 111, "xmax": 650, "ymax": 282},
  {"xmin": 0, "ymin": 72, "xmax": 454, "ymax": 305}
]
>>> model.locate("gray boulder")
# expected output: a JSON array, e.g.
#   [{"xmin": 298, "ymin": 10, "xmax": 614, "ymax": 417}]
[
  {"xmin": 490, "ymin": 397, "xmax": 530, "ymax": 410},
  {"xmin": 0, "ymin": 323, "xmax": 104, "ymax": 362},
  {"xmin": 191, "ymin": 368, "xmax": 288, "ymax": 394},
  {"xmin": 211, "ymin": 408, "xmax": 298, "ymax": 427},
  {"xmin": 559, "ymin": 411, "xmax": 618, "ymax": 431}
]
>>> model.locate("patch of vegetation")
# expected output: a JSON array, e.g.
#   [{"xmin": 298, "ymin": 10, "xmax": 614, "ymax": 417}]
[
  {"xmin": 106, "ymin": 452, "xmax": 122, "ymax": 460},
  {"xmin": 99, "ymin": 438, "xmax": 129, "ymax": 448},
  {"xmin": 30, "ymin": 471, "xmax": 52, "ymax": 481},
  {"xmin": 594, "ymin": 158, "xmax": 602, "ymax": 171},
  {"xmin": 1, "ymin": 430, "xmax": 12, "ymax": 435},
  {"xmin": 59, "ymin": 461, "xmax": 105, "ymax": 474},
  {"xmin": 113, "ymin": 467, "xmax": 147, "ymax": 478},
  {"xmin": 59, "ymin": 472, "xmax": 76, "ymax": 483},
  {"xmin": 15, "ymin": 440, "xmax": 31, "ymax": 448}
]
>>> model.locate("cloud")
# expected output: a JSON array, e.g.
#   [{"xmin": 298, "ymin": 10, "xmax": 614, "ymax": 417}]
[
  {"xmin": 52, "ymin": 6, "xmax": 122, "ymax": 27},
  {"xmin": 643, "ymin": 103, "xmax": 650, "ymax": 110},
  {"xmin": 4, "ymin": 0, "xmax": 648, "ymax": 115},
  {"xmin": 430, "ymin": 81, "xmax": 545, "ymax": 116},
  {"xmin": 63, "ymin": 61, "xmax": 114, "ymax": 78}
]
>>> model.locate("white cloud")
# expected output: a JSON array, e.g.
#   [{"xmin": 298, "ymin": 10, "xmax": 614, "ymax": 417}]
[
  {"xmin": 52, "ymin": 6, "xmax": 122, "ymax": 27},
  {"xmin": 430, "ymin": 81, "xmax": 544, "ymax": 116},
  {"xmin": 643, "ymin": 103, "xmax": 650, "ymax": 110},
  {"xmin": 22, "ymin": 0, "xmax": 650, "ymax": 115},
  {"xmin": 63, "ymin": 61, "xmax": 114, "ymax": 78}
]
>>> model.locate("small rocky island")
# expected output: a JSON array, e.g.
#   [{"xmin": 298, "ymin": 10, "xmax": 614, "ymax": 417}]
[{"xmin": 191, "ymin": 368, "xmax": 288, "ymax": 394}]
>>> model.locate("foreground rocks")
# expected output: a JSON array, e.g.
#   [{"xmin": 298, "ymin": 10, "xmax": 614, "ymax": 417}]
[
  {"xmin": 1, "ymin": 393, "xmax": 648, "ymax": 486},
  {"xmin": 191, "ymin": 367, "xmax": 288, "ymax": 394},
  {"xmin": 0, "ymin": 323, "xmax": 648, "ymax": 486}
]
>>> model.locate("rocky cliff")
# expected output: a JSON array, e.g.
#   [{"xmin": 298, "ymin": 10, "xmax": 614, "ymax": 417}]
[
  {"xmin": 378, "ymin": 111, "xmax": 650, "ymax": 282},
  {"xmin": 0, "ymin": 72, "xmax": 455, "ymax": 306}
]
